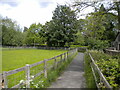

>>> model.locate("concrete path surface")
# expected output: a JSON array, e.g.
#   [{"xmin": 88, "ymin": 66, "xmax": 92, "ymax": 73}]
[{"xmin": 49, "ymin": 53, "xmax": 86, "ymax": 88}]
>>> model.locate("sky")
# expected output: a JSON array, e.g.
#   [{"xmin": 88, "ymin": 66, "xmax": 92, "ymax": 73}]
[{"xmin": 0, "ymin": 0, "xmax": 94, "ymax": 29}]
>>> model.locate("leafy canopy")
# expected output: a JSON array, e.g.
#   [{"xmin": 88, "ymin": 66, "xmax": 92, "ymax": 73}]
[{"xmin": 45, "ymin": 5, "xmax": 78, "ymax": 47}]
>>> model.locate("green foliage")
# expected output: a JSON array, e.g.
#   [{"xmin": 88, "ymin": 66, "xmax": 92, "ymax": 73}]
[
  {"xmin": 1, "ymin": 17, "xmax": 23, "ymax": 46},
  {"xmin": 85, "ymin": 12, "xmax": 105, "ymax": 39},
  {"xmin": 1, "ymin": 1, "xmax": 119, "ymax": 49},
  {"xmin": 85, "ymin": 37, "xmax": 110, "ymax": 50},
  {"xmin": 90, "ymin": 50, "xmax": 120, "ymax": 88},
  {"xmin": 79, "ymin": 4, "xmax": 117, "ymax": 49},
  {"xmin": 74, "ymin": 30, "xmax": 85, "ymax": 45},
  {"xmin": 84, "ymin": 52, "xmax": 97, "ymax": 88},
  {"xmin": 23, "ymin": 23, "xmax": 45, "ymax": 46},
  {"xmin": 44, "ymin": 5, "xmax": 77, "ymax": 47},
  {"xmin": 85, "ymin": 10, "xmax": 116, "ymax": 41}
]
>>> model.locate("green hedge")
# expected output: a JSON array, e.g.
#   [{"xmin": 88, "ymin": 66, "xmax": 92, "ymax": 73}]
[{"xmin": 90, "ymin": 50, "xmax": 120, "ymax": 88}]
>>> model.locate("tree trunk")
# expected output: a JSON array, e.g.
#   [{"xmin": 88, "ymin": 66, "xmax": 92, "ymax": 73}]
[{"xmin": 116, "ymin": 1, "xmax": 120, "ymax": 31}]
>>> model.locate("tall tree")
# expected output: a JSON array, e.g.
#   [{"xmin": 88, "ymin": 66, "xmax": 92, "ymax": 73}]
[
  {"xmin": 23, "ymin": 26, "xmax": 28, "ymax": 32},
  {"xmin": 45, "ymin": 5, "xmax": 77, "ymax": 47},
  {"xmin": 73, "ymin": 1, "xmax": 117, "ymax": 42},
  {"xmin": 1, "ymin": 17, "xmax": 23, "ymax": 46},
  {"xmin": 24, "ymin": 23, "xmax": 45, "ymax": 46}
]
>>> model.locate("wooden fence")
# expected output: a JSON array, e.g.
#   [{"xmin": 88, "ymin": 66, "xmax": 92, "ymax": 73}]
[
  {"xmin": 104, "ymin": 49, "xmax": 120, "ymax": 55},
  {"xmin": 89, "ymin": 53, "xmax": 112, "ymax": 89},
  {"xmin": 2, "ymin": 46, "xmax": 72, "ymax": 50},
  {"xmin": 0, "ymin": 48, "xmax": 77, "ymax": 89}
]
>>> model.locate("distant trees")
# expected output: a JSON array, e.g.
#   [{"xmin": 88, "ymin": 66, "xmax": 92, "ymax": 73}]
[
  {"xmin": 1, "ymin": 17, "xmax": 46, "ymax": 46},
  {"xmin": 44, "ymin": 5, "xmax": 78, "ymax": 47},
  {"xmin": 23, "ymin": 23, "xmax": 45, "ymax": 46},
  {"xmin": 1, "ymin": 17, "xmax": 23, "ymax": 46},
  {"xmin": 74, "ymin": 30, "xmax": 85, "ymax": 45},
  {"xmin": 84, "ymin": 4, "xmax": 116, "ymax": 40},
  {"xmin": 1, "ymin": 5, "xmax": 79, "ymax": 47},
  {"xmin": 1, "ymin": 1, "xmax": 119, "ymax": 49},
  {"xmin": 72, "ymin": 1, "xmax": 118, "ymax": 49}
]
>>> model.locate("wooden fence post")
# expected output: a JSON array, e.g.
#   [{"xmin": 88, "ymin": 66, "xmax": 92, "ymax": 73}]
[
  {"xmin": 0, "ymin": 74, "xmax": 2, "ymax": 89},
  {"xmin": 54, "ymin": 58, "xmax": 57, "ymax": 69},
  {"xmin": 76, "ymin": 48, "xmax": 78, "ymax": 52},
  {"xmin": 67, "ymin": 52, "xmax": 68, "ymax": 59},
  {"xmin": 0, "ymin": 74, "xmax": 3, "ymax": 89},
  {"xmin": 3, "ymin": 71, "xmax": 7, "ymax": 88},
  {"xmin": 64, "ymin": 53, "xmax": 66, "ymax": 61},
  {"xmin": 26, "ymin": 64, "xmax": 30, "ymax": 88},
  {"xmin": 61, "ymin": 54, "xmax": 62, "ymax": 62},
  {"xmin": 44, "ymin": 59, "xmax": 47, "ymax": 78},
  {"xmin": 65, "ymin": 53, "xmax": 67, "ymax": 61}
]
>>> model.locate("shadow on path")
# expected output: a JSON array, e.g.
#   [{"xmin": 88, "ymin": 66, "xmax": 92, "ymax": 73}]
[{"xmin": 49, "ymin": 53, "xmax": 86, "ymax": 88}]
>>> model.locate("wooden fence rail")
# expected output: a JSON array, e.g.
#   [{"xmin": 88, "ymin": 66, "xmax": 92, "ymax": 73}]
[
  {"xmin": 2, "ymin": 46, "xmax": 74, "ymax": 50},
  {"xmin": 0, "ymin": 73, "xmax": 2, "ymax": 89},
  {"xmin": 89, "ymin": 53, "xmax": 112, "ymax": 89},
  {"xmin": 0, "ymin": 48, "xmax": 78, "ymax": 88},
  {"xmin": 104, "ymin": 49, "xmax": 120, "ymax": 55}
]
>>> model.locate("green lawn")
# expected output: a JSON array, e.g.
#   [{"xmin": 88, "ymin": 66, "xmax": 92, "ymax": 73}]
[{"xmin": 2, "ymin": 48, "xmax": 67, "ymax": 71}]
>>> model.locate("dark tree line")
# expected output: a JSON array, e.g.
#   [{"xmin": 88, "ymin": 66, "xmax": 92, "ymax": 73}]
[
  {"xmin": 1, "ymin": 5, "xmax": 78, "ymax": 47},
  {"xmin": 1, "ymin": 2, "xmax": 119, "ymax": 49},
  {"xmin": 72, "ymin": 0, "xmax": 119, "ymax": 49}
]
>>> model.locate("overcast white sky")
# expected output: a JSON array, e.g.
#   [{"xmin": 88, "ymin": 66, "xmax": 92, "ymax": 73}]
[{"xmin": 0, "ymin": 0, "xmax": 94, "ymax": 29}]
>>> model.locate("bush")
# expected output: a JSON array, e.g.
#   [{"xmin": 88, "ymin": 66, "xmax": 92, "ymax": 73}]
[
  {"xmin": 90, "ymin": 50, "xmax": 120, "ymax": 88},
  {"xmin": 85, "ymin": 38, "xmax": 110, "ymax": 50},
  {"xmin": 70, "ymin": 45, "xmax": 88, "ymax": 48}
]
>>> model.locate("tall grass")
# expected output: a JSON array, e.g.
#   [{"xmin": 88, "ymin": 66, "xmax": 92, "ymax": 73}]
[{"xmin": 84, "ymin": 52, "xmax": 97, "ymax": 88}]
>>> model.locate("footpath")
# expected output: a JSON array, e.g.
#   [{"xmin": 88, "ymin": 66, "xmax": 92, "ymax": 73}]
[{"xmin": 49, "ymin": 53, "xmax": 86, "ymax": 88}]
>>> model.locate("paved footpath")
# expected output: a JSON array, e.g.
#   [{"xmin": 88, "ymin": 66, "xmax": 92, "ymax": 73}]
[{"xmin": 49, "ymin": 53, "xmax": 86, "ymax": 88}]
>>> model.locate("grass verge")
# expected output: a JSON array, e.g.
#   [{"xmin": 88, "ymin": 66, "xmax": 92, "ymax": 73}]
[
  {"xmin": 84, "ymin": 52, "xmax": 97, "ymax": 88},
  {"xmin": 28, "ymin": 52, "xmax": 78, "ymax": 88}
]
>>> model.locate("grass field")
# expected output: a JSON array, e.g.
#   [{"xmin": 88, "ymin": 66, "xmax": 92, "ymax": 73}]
[{"xmin": 2, "ymin": 48, "xmax": 67, "ymax": 72}]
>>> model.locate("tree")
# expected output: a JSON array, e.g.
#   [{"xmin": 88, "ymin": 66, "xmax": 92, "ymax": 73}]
[
  {"xmin": 1, "ymin": 17, "xmax": 23, "ymax": 46},
  {"xmin": 0, "ymin": 15, "xmax": 2, "ymax": 45},
  {"xmin": 73, "ymin": 2, "xmax": 116, "ymax": 39},
  {"xmin": 73, "ymin": 0, "xmax": 120, "ymax": 31},
  {"xmin": 72, "ymin": 3, "xmax": 117, "ymax": 49},
  {"xmin": 45, "ymin": 5, "xmax": 78, "ymax": 47},
  {"xmin": 23, "ymin": 26, "xmax": 28, "ymax": 32},
  {"xmin": 84, "ymin": 12, "xmax": 106, "ymax": 40},
  {"xmin": 24, "ymin": 23, "xmax": 45, "ymax": 46},
  {"xmin": 74, "ymin": 30, "xmax": 85, "ymax": 45},
  {"xmin": 107, "ymin": 1, "xmax": 120, "ymax": 31}
]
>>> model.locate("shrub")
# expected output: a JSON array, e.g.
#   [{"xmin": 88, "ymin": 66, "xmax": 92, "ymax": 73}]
[
  {"xmin": 85, "ymin": 38, "xmax": 110, "ymax": 50},
  {"xmin": 90, "ymin": 50, "xmax": 120, "ymax": 88}
]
